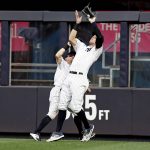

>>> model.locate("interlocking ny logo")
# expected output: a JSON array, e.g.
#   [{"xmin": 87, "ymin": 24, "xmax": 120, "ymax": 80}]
[{"xmin": 86, "ymin": 48, "xmax": 92, "ymax": 52}]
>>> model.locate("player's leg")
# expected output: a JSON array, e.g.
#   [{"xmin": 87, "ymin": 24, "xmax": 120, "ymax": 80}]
[
  {"xmin": 73, "ymin": 114, "xmax": 83, "ymax": 140},
  {"xmin": 56, "ymin": 83, "xmax": 71, "ymax": 133},
  {"xmin": 69, "ymin": 80, "xmax": 90, "ymax": 129},
  {"xmin": 30, "ymin": 86, "xmax": 60, "ymax": 141},
  {"xmin": 73, "ymin": 112, "xmax": 95, "ymax": 140},
  {"xmin": 47, "ymin": 82, "xmax": 71, "ymax": 142},
  {"xmin": 30, "ymin": 115, "xmax": 51, "ymax": 141},
  {"xmin": 77, "ymin": 110, "xmax": 94, "ymax": 142},
  {"xmin": 34, "ymin": 99, "xmax": 59, "ymax": 134},
  {"xmin": 69, "ymin": 78, "xmax": 94, "ymax": 141},
  {"xmin": 76, "ymin": 110, "xmax": 91, "ymax": 134},
  {"xmin": 46, "ymin": 109, "xmax": 66, "ymax": 142}
]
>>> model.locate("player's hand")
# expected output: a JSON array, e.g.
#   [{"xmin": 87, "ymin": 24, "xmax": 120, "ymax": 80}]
[
  {"xmin": 75, "ymin": 10, "xmax": 82, "ymax": 24},
  {"xmin": 88, "ymin": 16, "xmax": 96, "ymax": 23}
]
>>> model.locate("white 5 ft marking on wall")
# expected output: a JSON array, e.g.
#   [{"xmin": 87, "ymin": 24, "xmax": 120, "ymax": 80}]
[
  {"xmin": 65, "ymin": 95, "xmax": 110, "ymax": 121},
  {"xmin": 85, "ymin": 95, "xmax": 110, "ymax": 121},
  {"xmin": 98, "ymin": 110, "xmax": 110, "ymax": 120},
  {"xmin": 84, "ymin": 95, "xmax": 97, "ymax": 120}
]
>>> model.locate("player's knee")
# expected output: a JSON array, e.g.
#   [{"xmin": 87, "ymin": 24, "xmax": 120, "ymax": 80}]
[
  {"xmin": 47, "ymin": 111, "xmax": 58, "ymax": 120},
  {"xmin": 72, "ymin": 108, "xmax": 81, "ymax": 113},
  {"xmin": 68, "ymin": 104, "xmax": 81, "ymax": 114},
  {"xmin": 58, "ymin": 104, "xmax": 68, "ymax": 111}
]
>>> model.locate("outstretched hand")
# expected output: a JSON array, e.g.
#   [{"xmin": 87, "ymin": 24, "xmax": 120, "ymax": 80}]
[
  {"xmin": 75, "ymin": 10, "xmax": 82, "ymax": 24},
  {"xmin": 88, "ymin": 16, "xmax": 96, "ymax": 23}
]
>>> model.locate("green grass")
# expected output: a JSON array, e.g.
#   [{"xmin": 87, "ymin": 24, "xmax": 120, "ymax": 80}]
[{"xmin": 0, "ymin": 138, "xmax": 150, "ymax": 150}]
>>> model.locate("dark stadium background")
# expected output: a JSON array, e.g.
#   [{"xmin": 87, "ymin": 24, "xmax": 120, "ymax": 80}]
[{"xmin": 0, "ymin": 0, "xmax": 150, "ymax": 11}]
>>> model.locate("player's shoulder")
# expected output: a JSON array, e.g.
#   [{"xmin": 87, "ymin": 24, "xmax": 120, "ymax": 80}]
[
  {"xmin": 77, "ymin": 38, "xmax": 87, "ymax": 47},
  {"xmin": 62, "ymin": 59, "xmax": 70, "ymax": 67}
]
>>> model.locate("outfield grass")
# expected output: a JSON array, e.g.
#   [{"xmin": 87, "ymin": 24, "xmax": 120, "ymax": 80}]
[{"xmin": 0, "ymin": 138, "xmax": 150, "ymax": 150}]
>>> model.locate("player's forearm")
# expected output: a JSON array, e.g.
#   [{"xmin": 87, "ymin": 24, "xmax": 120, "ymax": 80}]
[
  {"xmin": 69, "ymin": 28, "xmax": 78, "ymax": 46},
  {"xmin": 69, "ymin": 29, "xmax": 77, "ymax": 39},
  {"xmin": 55, "ymin": 43, "xmax": 70, "ymax": 58},
  {"xmin": 92, "ymin": 22, "xmax": 104, "ymax": 48},
  {"xmin": 55, "ymin": 43, "xmax": 70, "ymax": 64},
  {"xmin": 55, "ymin": 48, "xmax": 65, "ymax": 59},
  {"xmin": 70, "ymin": 10, "xmax": 81, "ymax": 46}
]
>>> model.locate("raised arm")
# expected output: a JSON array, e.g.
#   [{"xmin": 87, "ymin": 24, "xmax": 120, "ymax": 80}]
[
  {"xmin": 88, "ymin": 17, "xmax": 104, "ymax": 48},
  {"xmin": 55, "ymin": 42, "xmax": 71, "ymax": 64},
  {"xmin": 69, "ymin": 10, "xmax": 82, "ymax": 47}
]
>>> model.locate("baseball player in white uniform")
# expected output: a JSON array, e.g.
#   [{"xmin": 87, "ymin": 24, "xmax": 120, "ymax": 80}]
[
  {"xmin": 30, "ymin": 43, "xmax": 76, "ymax": 141},
  {"xmin": 49, "ymin": 10, "xmax": 104, "ymax": 142}
]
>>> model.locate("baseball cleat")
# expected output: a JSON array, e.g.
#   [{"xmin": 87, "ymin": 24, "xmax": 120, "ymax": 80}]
[
  {"xmin": 91, "ymin": 132, "xmax": 96, "ymax": 138},
  {"xmin": 30, "ymin": 133, "xmax": 40, "ymax": 141},
  {"xmin": 46, "ymin": 132, "xmax": 64, "ymax": 142},
  {"xmin": 81, "ymin": 124, "xmax": 94, "ymax": 142}
]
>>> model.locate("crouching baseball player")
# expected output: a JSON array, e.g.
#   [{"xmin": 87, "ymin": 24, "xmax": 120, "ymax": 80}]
[{"xmin": 30, "ymin": 43, "xmax": 82, "ymax": 141}]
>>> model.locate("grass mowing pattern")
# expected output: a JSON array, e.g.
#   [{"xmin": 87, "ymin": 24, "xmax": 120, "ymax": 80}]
[{"xmin": 0, "ymin": 138, "xmax": 150, "ymax": 150}]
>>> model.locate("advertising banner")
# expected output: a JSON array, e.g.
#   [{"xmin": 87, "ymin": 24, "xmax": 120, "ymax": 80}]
[{"xmin": 97, "ymin": 23, "xmax": 150, "ymax": 52}]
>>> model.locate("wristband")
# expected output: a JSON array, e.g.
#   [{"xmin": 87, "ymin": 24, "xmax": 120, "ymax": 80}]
[
  {"xmin": 73, "ymin": 24, "xmax": 79, "ymax": 31},
  {"xmin": 64, "ymin": 44, "xmax": 70, "ymax": 50}
]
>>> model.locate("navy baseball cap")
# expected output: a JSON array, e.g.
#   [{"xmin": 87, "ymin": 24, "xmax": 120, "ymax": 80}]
[{"xmin": 67, "ymin": 51, "xmax": 76, "ymax": 57}]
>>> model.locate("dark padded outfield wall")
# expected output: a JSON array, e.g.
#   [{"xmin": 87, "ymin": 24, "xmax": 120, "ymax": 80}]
[
  {"xmin": 1, "ymin": 86, "xmax": 150, "ymax": 136},
  {"xmin": 37, "ymin": 87, "xmax": 132, "ymax": 135},
  {"xmin": 0, "ymin": 87, "xmax": 37, "ymax": 133},
  {"xmin": 132, "ymin": 89, "xmax": 150, "ymax": 136},
  {"xmin": 83, "ymin": 88, "xmax": 132, "ymax": 135}
]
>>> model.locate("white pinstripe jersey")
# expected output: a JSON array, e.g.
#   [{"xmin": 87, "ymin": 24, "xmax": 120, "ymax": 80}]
[
  {"xmin": 54, "ymin": 58, "xmax": 70, "ymax": 87},
  {"xmin": 70, "ymin": 39, "xmax": 103, "ymax": 76}
]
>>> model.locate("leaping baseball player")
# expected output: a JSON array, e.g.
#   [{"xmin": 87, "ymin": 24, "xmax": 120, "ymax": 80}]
[{"xmin": 48, "ymin": 10, "xmax": 104, "ymax": 142}]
